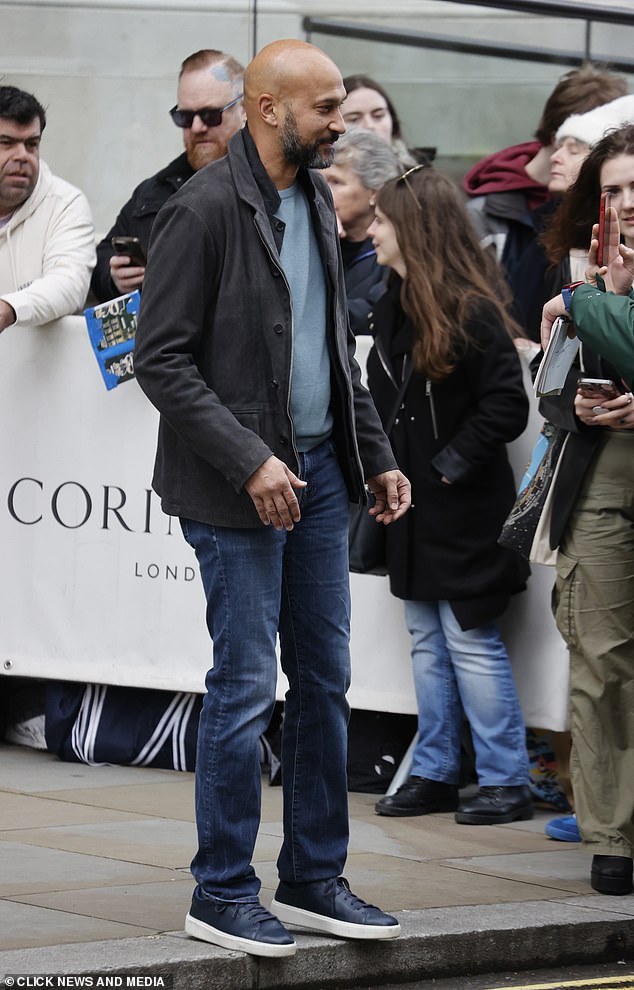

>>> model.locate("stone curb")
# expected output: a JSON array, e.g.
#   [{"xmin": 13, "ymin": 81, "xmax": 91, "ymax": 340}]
[{"xmin": 1, "ymin": 897, "xmax": 634, "ymax": 989}]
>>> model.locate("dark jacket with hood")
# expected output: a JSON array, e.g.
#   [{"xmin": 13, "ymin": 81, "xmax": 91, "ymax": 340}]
[
  {"xmin": 463, "ymin": 140, "xmax": 551, "ymax": 282},
  {"xmin": 133, "ymin": 128, "xmax": 397, "ymax": 529},
  {"xmin": 366, "ymin": 281, "xmax": 530, "ymax": 630},
  {"xmin": 91, "ymin": 153, "xmax": 195, "ymax": 302}
]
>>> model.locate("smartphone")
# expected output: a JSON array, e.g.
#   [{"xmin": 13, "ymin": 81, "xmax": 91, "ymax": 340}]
[
  {"xmin": 111, "ymin": 236, "xmax": 147, "ymax": 266},
  {"xmin": 596, "ymin": 191, "xmax": 612, "ymax": 267},
  {"xmin": 577, "ymin": 377, "xmax": 619, "ymax": 400}
]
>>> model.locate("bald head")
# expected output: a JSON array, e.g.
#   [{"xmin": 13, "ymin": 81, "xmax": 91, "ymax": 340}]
[
  {"xmin": 244, "ymin": 40, "xmax": 341, "ymax": 110},
  {"xmin": 243, "ymin": 40, "xmax": 346, "ymax": 187}
]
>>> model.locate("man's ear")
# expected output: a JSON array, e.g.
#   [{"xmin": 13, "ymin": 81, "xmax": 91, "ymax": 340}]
[{"xmin": 259, "ymin": 94, "xmax": 278, "ymax": 127}]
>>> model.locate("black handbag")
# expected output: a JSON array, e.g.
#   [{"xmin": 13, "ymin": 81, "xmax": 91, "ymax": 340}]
[{"xmin": 349, "ymin": 358, "xmax": 413, "ymax": 576}]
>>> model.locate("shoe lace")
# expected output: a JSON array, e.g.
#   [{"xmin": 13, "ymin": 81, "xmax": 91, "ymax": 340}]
[
  {"xmin": 225, "ymin": 901, "xmax": 276, "ymax": 925},
  {"xmin": 333, "ymin": 876, "xmax": 379, "ymax": 911}
]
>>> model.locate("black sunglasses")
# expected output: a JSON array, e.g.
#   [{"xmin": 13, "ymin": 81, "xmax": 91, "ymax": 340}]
[{"xmin": 169, "ymin": 94, "xmax": 242, "ymax": 129}]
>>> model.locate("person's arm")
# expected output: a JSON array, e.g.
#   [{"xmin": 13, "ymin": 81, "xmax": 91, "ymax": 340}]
[
  {"xmin": 1, "ymin": 187, "xmax": 95, "ymax": 327},
  {"xmin": 431, "ymin": 307, "xmax": 529, "ymax": 484},
  {"xmin": 540, "ymin": 211, "xmax": 634, "ymax": 390},
  {"xmin": 91, "ymin": 197, "xmax": 147, "ymax": 303},
  {"xmin": 571, "ymin": 285, "xmax": 634, "ymax": 392}
]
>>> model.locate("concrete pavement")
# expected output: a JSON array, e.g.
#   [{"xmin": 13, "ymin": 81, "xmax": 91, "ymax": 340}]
[{"xmin": 1, "ymin": 741, "xmax": 633, "ymax": 989}]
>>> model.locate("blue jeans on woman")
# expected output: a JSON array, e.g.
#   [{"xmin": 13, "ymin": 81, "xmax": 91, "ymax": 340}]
[
  {"xmin": 404, "ymin": 600, "xmax": 528, "ymax": 787},
  {"xmin": 180, "ymin": 440, "xmax": 352, "ymax": 903}
]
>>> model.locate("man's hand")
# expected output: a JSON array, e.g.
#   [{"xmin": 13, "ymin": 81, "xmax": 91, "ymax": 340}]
[
  {"xmin": 540, "ymin": 293, "xmax": 571, "ymax": 352},
  {"xmin": 110, "ymin": 254, "xmax": 145, "ymax": 295},
  {"xmin": 0, "ymin": 299, "xmax": 17, "ymax": 332},
  {"xmin": 366, "ymin": 470, "xmax": 411, "ymax": 524},
  {"xmin": 245, "ymin": 455, "xmax": 307, "ymax": 531}
]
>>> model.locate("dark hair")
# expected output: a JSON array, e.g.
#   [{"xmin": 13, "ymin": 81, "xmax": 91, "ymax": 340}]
[
  {"xmin": 342, "ymin": 74, "xmax": 404, "ymax": 141},
  {"xmin": 542, "ymin": 123, "xmax": 634, "ymax": 263},
  {"xmin": 179, "ymin": 50, "xmax": 244, "ymax": 86},
  {"xmin": 376, "ymin": 168, "xmax": 521, "ymax": 380},
  {"xmin": 535, "ymin": 63, "xmax": 627, "ymax": 146},
  {"xmin": 0, "ymin": 85, "xmax": 46, "ymax": 131}
]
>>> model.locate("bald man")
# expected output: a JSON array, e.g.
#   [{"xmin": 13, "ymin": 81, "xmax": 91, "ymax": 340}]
[{"xmin": 134, "ymin": 40, "xmax": 409, "ymax": 957}]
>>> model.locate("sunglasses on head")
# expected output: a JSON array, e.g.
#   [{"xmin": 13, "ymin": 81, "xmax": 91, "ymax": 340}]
[
  {"xmin": 397, "ymin": 163, "xmax": 428, "ymax": 206},
  {"xmin": 169, "ymin": 94, "xmax": 242, "ymax": 129}
]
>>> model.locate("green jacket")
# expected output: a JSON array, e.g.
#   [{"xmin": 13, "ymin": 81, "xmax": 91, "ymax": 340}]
[{"xmin": 570, "ymin": 282, "xmax": 634, "ymax": 391}]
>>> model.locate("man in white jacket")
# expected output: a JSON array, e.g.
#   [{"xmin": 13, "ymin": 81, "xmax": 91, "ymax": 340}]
[{"xmin": 0, "ymin": 85, "xmax": 95, "ymax": 332}]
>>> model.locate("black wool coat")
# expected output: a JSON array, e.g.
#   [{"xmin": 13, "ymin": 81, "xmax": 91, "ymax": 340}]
[{"xmin": 366, "ymin": 283, "xmax": 530, "ymax": 630}]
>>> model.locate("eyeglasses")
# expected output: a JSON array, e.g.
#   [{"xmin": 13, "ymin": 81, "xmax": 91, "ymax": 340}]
[
  {"xmin": 169, "ymin": 94, "xmax": 242, "ymax": 129},
  {"xmin": 397, "ymin": 163, "xmax": 427, "ymax": 207}
]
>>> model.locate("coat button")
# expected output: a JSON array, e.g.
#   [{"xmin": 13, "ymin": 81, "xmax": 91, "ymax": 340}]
[
  {"xmin": 279, "ymin": 435, "xmax": 288, "ymax": 445},
  {"xmin": 272, "ymin": 268, "xmax": 281, "ymax": 277},
  {"xmin": 271, "ymin": 379, "xmax": 280, "ymax": 389},
  {"xmin": 273, "ymin": 324, "xmax": 283, "ymax": 334}
]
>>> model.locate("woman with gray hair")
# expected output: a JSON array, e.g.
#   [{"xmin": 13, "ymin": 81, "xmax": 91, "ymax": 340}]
[{"xmin": 326, "ymin": 128, "xmax": 401, "ymax": 335}]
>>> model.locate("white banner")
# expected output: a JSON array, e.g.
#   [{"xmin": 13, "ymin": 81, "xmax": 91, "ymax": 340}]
[
  {"xmin": 0, "ymin": 321, "xmax": 568, "ymax": 727},
  {"xmin": 0, "ymin": 318, "xmax": 415, "ymax": 712}
]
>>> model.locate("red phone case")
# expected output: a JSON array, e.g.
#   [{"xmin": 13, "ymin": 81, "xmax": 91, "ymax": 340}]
[{"xmin": 597, "ymin": 191, "xmax": 611, "ymax": 267}]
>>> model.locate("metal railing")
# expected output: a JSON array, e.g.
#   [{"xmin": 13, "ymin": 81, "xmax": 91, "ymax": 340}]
[{"xmin": 304, "ymin": 0, "xmax": 634, "ymax": 74}]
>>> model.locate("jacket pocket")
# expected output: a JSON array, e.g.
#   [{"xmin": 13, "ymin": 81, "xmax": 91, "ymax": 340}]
[{"xmin": 554, "ymin": 550, "xmax": 578, "ymax": 650}]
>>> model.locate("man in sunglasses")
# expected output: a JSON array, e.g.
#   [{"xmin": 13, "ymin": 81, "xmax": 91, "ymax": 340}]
[
  {"xmin": 90, "ymin": 49, "xmax": 244, "ymax": 303},
  {"xmin": 134, "ymin": 39, "xmax": 410, "ymax": 958}
]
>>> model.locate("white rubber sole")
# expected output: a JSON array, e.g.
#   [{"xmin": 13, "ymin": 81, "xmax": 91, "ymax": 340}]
[
  {"xmin": 271, "ymin": 899, "xmax": 401, "ymax": 940},
  {"xmin": 185, "ymin": 912, "xmax": 297, "ymax": 957}
]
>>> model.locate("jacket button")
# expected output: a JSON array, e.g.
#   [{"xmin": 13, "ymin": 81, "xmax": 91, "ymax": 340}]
[
  {"xmin": 273, "ymin": 324, "xmax": 283, "ymax": 334},
  {"xmin": 272, "ymin": 268, "xmax": 281, "ymax": 277},
  {"xmin": 271, "ymin": 379, "xmax": 280, "ymax": 389},
  {"xmin": 279, "ymin": 435, "xmax": 288, "ymax": 445}
]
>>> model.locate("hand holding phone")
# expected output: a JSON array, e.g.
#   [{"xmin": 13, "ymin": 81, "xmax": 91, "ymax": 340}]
[
  {"xmin": 111, "ymin": 236, "xmax": 147, "ymax": 267},
  {"xmin": 577, "ymin": 377, "xmax": 619, "ymax": 400}
]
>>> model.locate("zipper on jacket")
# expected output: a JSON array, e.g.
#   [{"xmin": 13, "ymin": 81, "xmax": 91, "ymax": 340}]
[{"xmin": 426, "ymin": 378, "xmax": 439, "ymax": 440}]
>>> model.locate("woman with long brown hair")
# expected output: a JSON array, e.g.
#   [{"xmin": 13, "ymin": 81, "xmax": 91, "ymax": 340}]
[{"xmin": 367, "ymin": 166, "xmax": 532, "ymax": 825}]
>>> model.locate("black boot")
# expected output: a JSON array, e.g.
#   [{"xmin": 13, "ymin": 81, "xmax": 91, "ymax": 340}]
[
  {"xmin": 591, "ymin": 855, "xmax": 633, "ymax": 895},
  {"xmin": 455, "ymin": 785, "xmax": 533, "ymax": 824},
  {"xmin": 375, "ymin": 776, "xmax": 458, "ymax": 817}
]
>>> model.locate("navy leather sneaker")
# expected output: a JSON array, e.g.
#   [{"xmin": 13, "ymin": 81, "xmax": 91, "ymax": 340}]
[
  {"xmin": 185, "ymin": 888, "xmax": 296, "ymax": 957},
  {"xmin": 272, "ymin": 876, "xmax": 401, "ymax": 940}
]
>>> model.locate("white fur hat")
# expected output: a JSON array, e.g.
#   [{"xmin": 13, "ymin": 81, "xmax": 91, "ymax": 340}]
[{"xmin": 556, "ymin": 93, "xmax": 634, "ymax": 148}]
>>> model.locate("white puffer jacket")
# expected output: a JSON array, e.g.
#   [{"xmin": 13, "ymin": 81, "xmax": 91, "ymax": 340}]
[{"xmin": 0, "ymin": 161, "xmax": 95, "ymax": 326}]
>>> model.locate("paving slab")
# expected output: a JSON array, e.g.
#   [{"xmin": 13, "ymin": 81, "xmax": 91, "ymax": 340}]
[
  {"xmin": 13, "ymin": 879, "xmax": 194, "ymax": 931},
  {"xmin": 1, "ymin": 742, "xmax": 633, "ymax": 990},
  {"xmin": 0, "ymin": 818, "xmax": 197, "ymax": 869},
  {"xmin": 0, "ymin": 840, "xmax": 182, "ymax": 897},
  {"xmin": 0, "ymin": 791, "xmax": 148, "ymax": 830},
  {"xmin": 0, "ymin": 746, "xmax": 181, "ymax": 793}
]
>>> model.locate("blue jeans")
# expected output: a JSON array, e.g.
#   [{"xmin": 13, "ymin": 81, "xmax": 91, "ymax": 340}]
[
  {"xmin": 404, "ymin": 600, "xmax": 528, "ymax": 787},
  {"xmin": 180, "ymin": 441, "xmax": 352, "ymax": 902}
]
